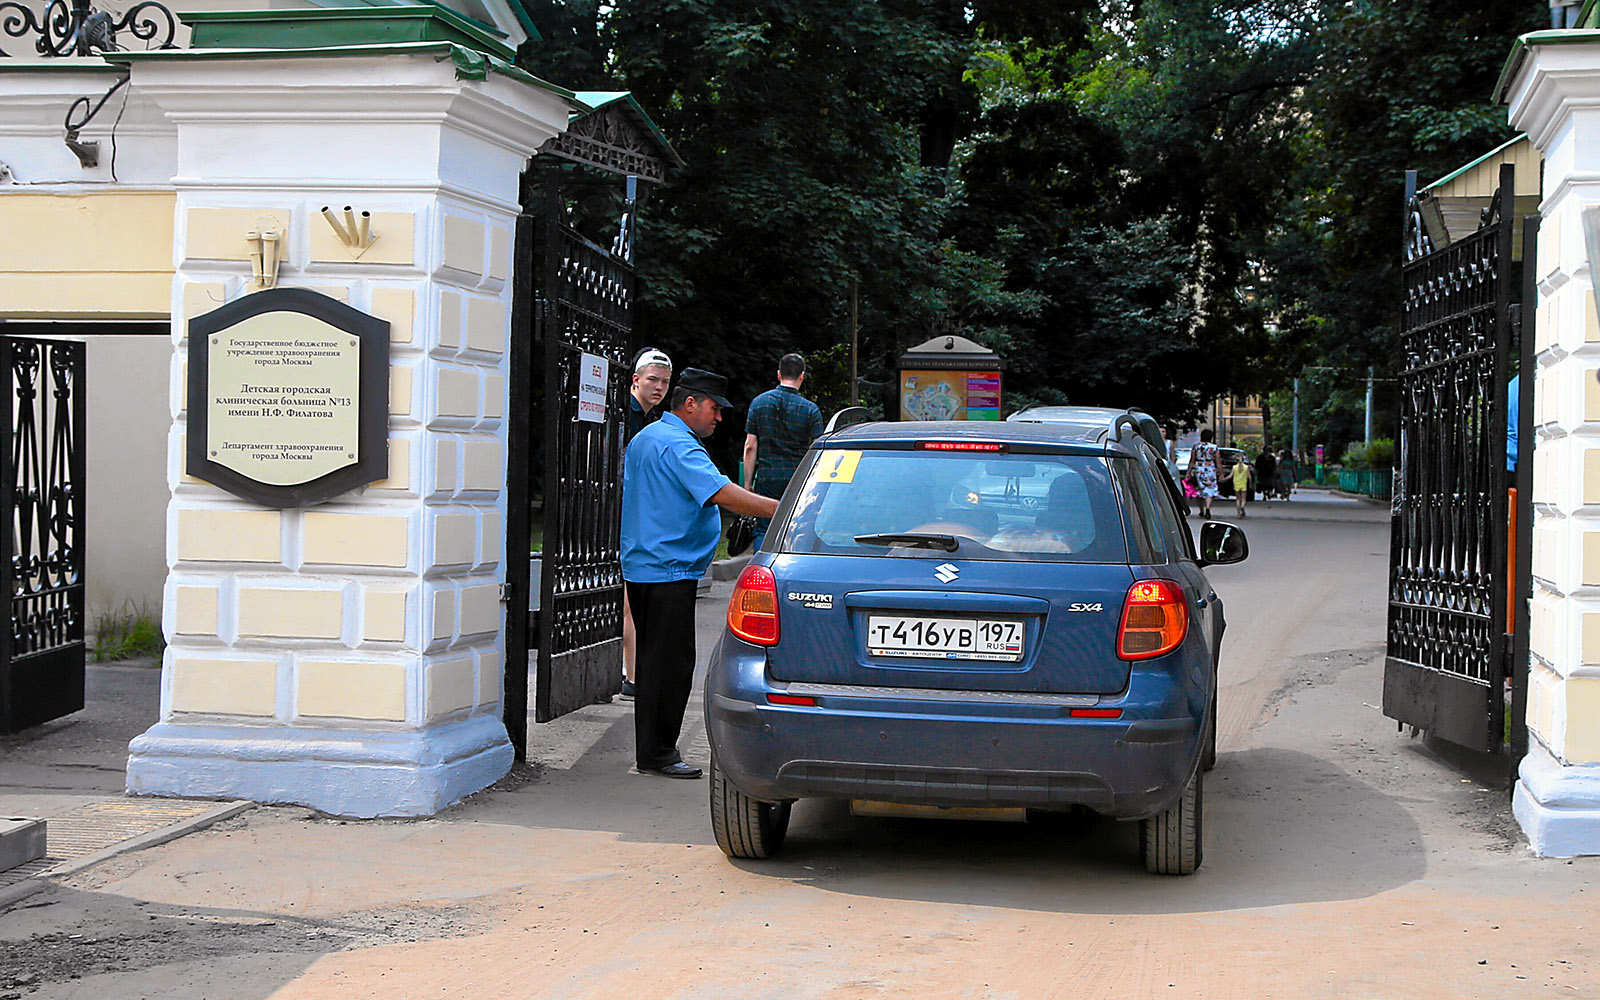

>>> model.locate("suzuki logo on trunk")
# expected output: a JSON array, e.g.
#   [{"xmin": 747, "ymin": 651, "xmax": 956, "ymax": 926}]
[{"xmin": 934, "ymin": 563, "xmax": 960, "ymax": 584}]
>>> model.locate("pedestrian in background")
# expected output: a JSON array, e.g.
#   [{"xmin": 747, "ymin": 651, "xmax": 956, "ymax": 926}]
[
  {"xmin": 1187, "ymin": 428, "xmax": 1222, "ymax": 518},
  {"xmin": 1232, "ymin": 455, "xmax": 1254, "ymax": 518},
  {"xmin": 1276, "ymin": 449, "xmax": 1297, "ymax": 499},
  {"xmin": 622, "ymin": 368, "xmax": 778, "ymax": 778},
  {"xmin": 618, "ymin": 348, "xmax": 673, "ymax": 702},
  {"xmin": 743, "ymin": 352, "xmax": 824, "ymax": 550},
  {"xmin": 1255, "ymin": 449, "xmax": 1277, "ymax": 505}
]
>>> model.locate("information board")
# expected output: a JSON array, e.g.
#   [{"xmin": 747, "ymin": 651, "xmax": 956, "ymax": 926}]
[
  {"xmin": 899, "ymin": 370, "xmax": 1003, "ymax": 421},
  {"xmin": 206, "ymin": 312, "xmax": 362, "ymax": 485},
  {"xmin": 188, "ymin": 288, "xmax": 389, "ymax": 508},
  {"xmin": 577, "ymin": 352, "xmax": 608, "ymax": 423}
]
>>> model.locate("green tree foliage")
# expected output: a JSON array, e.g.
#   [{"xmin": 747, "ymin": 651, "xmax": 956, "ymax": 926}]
[
  {"xmin": 516, "ymin": 0, "xmax": 1547, "ymax": 448},
  {"xmin": 1297, "ymin": 0, "xmax": 1546, "ymax": 372},
  {"xmin": 523, "ymin": 0, "xmax": 993, "ymax": 420}
]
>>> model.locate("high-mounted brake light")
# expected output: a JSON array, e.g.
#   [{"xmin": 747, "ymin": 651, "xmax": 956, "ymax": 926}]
[
  {"xmin": 917, "ymin": 441, "xmax": 1008, "ymax": 452},
  {"xmin": 728, "ymin": 564, "xmax": 780, "ymax": 646},
  {"xmin": 1117, "ymin": 579, "xmax": 1188, "ymax": 660}
]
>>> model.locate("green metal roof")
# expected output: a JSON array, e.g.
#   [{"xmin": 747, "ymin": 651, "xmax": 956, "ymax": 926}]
[
  {"xmin": 183, "ymin": 5, "xmax": 516, "ymax": 61},
  {"xmin": 1495, "ymin": 28, "xmax": 1600, "ymax": 104},
  {"xmin": 1422, "ymin": 134, "xmax": 1526, "ymax": 192},
  {"xmin": 502, "ymin": 0, "xmax": 539, "ymax": 42},
  {"xmin": 106, "ymin": 40, "xmax": 584, "ymax": 106}
]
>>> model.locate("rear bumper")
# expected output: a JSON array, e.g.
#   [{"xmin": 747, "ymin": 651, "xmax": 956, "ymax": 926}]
[{"xmin": 705, "ymin": 634, "xmax": 1205, "ymax": 820}]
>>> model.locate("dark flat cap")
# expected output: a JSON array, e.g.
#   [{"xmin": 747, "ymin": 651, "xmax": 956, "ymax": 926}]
[{"xmin": 676, "ymin": 367, "xmax": 733, "ymax": 408}]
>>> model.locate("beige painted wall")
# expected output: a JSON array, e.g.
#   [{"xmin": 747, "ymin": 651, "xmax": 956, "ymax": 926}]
[
  {"xmin": 0, "ymin": 191, "xmax": 174, "ymax": 320},
  {"xmin": 84, "ymin": 337, "xmax": 170, "ymax": 620},
  {"xmin": 0, "ymin": 192, "xmax": 175, "ymax": 625}
]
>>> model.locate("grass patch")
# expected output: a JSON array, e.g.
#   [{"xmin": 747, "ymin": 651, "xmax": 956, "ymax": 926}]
[{"xmin": 92, "ymin": 603, "xmax": 165, "ymax": 662}]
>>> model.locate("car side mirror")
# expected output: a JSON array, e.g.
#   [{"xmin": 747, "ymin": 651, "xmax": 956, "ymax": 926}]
[{"xmin": 1198, "ymin": 521, "xmax": 1248, "ymax": 566}]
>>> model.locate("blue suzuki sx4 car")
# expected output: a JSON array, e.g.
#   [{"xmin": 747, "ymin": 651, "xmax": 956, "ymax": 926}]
[{"xmin": 705, "ymin": 410, "xmax": 1248, "ymax": 875}]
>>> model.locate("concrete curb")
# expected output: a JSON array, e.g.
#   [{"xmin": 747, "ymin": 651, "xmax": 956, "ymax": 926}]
[
  {"xmin": 0, "ymin": 799, "xmax": 253, "ymax": 911},
  {"xmin": 1330, "ymin": 489, "xmax": 1389, "ymax": 506}
]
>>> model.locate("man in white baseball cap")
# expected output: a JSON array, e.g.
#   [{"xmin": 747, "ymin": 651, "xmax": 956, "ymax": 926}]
[
  {"xmin": 628, "ymin": 348, "xmax": 673, "ymax": 442},
  {"xmin": 622, "ymin": 347, "xmax": 672, "ymax": 699}
]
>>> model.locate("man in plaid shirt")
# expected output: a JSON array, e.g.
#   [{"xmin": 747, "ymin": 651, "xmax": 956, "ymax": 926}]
[{"xmin": 743, "ymin": 353, "xmax": 825, "ymax": 549}]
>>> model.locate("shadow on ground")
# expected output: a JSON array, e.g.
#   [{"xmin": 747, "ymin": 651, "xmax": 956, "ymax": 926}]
[
  {"xmin": 728, "ymin": 747, "xmax": 1424, "ymax": 915},
  {"xmin": 490, "ymin": 734, "xmax": 1427, "ymax": 916}
]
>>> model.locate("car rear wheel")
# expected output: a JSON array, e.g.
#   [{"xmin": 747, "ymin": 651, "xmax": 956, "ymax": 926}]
[
  {"xmin": 1140, "ymin": 766, "xmax": 1203, "ymax": 875},
  {"xmin": 710, "ymin": 759, "xmax": 791, "ymax": 859}
]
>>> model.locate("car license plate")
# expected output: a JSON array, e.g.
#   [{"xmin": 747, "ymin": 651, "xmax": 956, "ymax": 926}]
[{"xmin": 866, "ymin": 615, "xmax": 1024, "ymax": 662}]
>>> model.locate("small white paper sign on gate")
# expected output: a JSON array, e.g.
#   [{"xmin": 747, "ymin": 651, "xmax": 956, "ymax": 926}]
[{"xmin": 577, "ymin": 352, "xmax": 608, "ymax": 423}]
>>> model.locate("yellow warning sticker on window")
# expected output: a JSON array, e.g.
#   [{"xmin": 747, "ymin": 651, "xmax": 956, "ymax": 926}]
[{"xmin": 814, "ymin": 449, "xmax": 863, "ymax": 484}]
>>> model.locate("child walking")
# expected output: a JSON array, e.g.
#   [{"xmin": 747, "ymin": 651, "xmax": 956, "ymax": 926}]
[{"xmin": 1232, "ymin": 457, "xmax": 1254, "ymax": 518}]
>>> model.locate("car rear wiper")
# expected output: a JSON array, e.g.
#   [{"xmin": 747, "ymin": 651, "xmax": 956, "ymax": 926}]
[{"xmin": 853, "ymin": 532, "xmax": 960, "ymax": 553}]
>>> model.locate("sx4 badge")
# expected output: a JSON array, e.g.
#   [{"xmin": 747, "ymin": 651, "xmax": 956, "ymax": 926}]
[{"xmin": 786, "ymin": 591, "xmax": 834, "ymax": 610}]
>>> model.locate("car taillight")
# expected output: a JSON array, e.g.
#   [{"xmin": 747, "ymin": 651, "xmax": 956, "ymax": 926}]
[
  {"xmin": 728, "ymin": 564, "xmax": 780, "ymax": 646},
  {"xmin": 1117, "ymin": 579, "xmax": 1188, "ymax": 660}
]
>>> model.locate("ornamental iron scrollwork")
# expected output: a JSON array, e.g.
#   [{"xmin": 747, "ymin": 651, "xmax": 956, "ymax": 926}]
[
  {"xmin": 1384, "ymin": 164, "xmax": 1519, "ymax": 752},
  {"xmin": 8, "ymin": 338, "xmax": 83, "ymax": 660},
  {"xmin": 0, "ymin": 0, "xmax": 174, "ymax": 58},
  {"xmin": 1404, "ymin": 195, "xmax": 1435, "ymax": 264},
  {"xmin": 540, "ymin": 105, "xmax": 674, "ymax": 185},
  {"xmin": 526, "ymin": 215, "xmax": 634, "ymax": 723}
]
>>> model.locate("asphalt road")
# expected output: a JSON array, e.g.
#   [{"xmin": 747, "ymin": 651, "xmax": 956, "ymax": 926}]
[{"xmin": 3, "ymin": 489, "xmax": 1599, "ymax": 998}]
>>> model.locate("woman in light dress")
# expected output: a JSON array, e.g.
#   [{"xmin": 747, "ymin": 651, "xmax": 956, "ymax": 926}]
[{"xmin": 1188, "ymin": 428, "xmax": 1222, "ymax": 518}]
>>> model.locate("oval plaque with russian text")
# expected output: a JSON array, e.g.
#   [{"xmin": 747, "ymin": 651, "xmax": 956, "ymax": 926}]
[{"xmin": 188, "ymin": 288, "xmax": 389, "ymax": 508}]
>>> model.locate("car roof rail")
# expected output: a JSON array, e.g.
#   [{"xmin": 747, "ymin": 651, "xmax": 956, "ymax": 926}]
[
  {"xmin": 825, "ymin": 406, "xmax": 872, "ymax": 433},
  {"xmin": 1113, "ymin": 408, "xmax": 1165, "ymax": 455}
]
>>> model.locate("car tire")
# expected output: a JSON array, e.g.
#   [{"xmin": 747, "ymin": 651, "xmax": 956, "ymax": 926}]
[
  {"xmin": 1202, "ymin": 689, "xmax": 1218, "ymax": 772},
  {"xmin": 1140, "ymin": 766, "xmax": 1203, "ymax": 876},
  {"xmin": 710, "ymin": 759, "xmax": 791, "ymax": 860}
]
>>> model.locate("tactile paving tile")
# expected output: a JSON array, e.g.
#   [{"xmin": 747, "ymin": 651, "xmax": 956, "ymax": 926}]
[
  {"xmin": 0, "ymin": 798, "xmax": 225, "ymax": 888},
  {"xmin": 43, "ymin": 798, "xmax": 220, "ymax": 861},
  {"xmin": 0, "ymin": 857, "xmax": 56, "ymax": 889}
]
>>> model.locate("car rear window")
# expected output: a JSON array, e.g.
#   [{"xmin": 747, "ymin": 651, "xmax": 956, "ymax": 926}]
[{"xmin": 774, "ymin": 448, "xmax": 1128, "ymax": 563}]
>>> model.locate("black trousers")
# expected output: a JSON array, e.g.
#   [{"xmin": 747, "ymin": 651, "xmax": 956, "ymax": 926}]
[{"xmin": 626, "ymin": 579, "xmax": 699, "ymax": 770}]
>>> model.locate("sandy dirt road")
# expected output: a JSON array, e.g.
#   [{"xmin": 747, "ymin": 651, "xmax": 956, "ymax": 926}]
[{"xmin": 2, "ymin": 491, "xmax": 1597, "ymax": 999}]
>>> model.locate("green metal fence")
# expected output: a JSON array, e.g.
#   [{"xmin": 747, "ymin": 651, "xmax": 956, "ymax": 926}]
[{"xmin": 1338, "ymin": 467, "xmax": 1393, "ymax": 500}]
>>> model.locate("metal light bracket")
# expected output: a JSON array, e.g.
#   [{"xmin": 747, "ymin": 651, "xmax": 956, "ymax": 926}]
[
  {"xmin": 247, "ymin": 225, "xmax": 283, "ymax": 290},
  {"xmin": 320, "ymin": 206, "xmax": 379, "ymax": 258}
]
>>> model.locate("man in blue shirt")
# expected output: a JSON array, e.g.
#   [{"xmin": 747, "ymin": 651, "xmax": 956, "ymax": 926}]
[
  {"xmin": 743, "ymin": 353, "xmax": 824, "ymax": 549},
  {"xmin": 622, "ymin": 368, "xmax": 778, "ymax": 778}
]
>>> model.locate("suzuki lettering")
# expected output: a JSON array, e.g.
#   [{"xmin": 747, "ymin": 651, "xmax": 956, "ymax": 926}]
[{"xmin": 786, "ymin": 592, "xmax": 834, "ymax": 610}]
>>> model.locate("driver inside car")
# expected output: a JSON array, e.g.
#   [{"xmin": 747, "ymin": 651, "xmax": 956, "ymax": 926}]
[{"xmin": 990, "ymin": 471, "xmax": 1091, "ymax": 553}]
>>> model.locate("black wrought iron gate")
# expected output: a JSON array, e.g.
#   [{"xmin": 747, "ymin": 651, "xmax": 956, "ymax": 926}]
[
  {"xmin": 1384, "ymin": 163, "xmax": 1532, "ymax": 754},
  {"xmin": 508, "ymin": 207, "xmax": 633, "ymax": 733},
  {"xmin": 502, "ymin": 96, "xmax": 679, "ymax": 756},
  {"xmin": 0, "ymin": 336, "xmax": 86, "ymax": 734}
]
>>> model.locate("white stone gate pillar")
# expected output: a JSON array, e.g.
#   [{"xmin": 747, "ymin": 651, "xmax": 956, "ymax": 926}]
[
  {"xmin": 119, "ymin": 20, "xmax": 574, "ymax": 816},
  {"xmin": 1503, "ymin": 31, "xmax": 1600, "ymax": 855}
]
